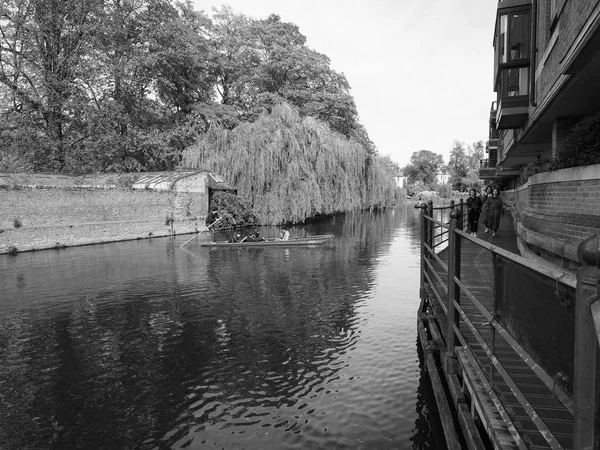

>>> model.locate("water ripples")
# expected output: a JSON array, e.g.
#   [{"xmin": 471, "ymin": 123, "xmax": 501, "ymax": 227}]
[{"xmin": 0, "ymin": 209, "xmax": 442, "ymax": 449}]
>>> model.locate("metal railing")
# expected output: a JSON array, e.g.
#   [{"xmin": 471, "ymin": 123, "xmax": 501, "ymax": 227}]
[{"xmin": 419, "ymin": 202, "xmax": 600, "ymax": 450}]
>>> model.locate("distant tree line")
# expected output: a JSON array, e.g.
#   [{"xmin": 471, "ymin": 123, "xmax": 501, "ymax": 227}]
[
  {"xmin": 0, "ymin": 1, "xmax": 374, "ymax": 173},
  {"xmin": 403, "ymin": 140, "xmax": 485, "ymax": 193}
]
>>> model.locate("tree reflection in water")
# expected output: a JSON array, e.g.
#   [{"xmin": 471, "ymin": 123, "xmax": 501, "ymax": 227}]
[{"xmin": 0, "ymin": 208, "xmax": 441, "ymax": 449}]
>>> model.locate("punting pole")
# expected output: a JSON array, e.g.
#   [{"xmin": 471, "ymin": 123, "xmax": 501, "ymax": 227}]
[{"xmin": 180, "ymin": 217, "xmax": 222, "ymax": 248}]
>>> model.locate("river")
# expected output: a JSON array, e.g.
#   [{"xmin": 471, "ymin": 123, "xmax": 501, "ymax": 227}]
[{"xmin": 0, "ymin": 207, "xmax": 445, "ymax": 450}]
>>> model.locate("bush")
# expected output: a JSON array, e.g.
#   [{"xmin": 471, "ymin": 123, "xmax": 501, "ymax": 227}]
[
  {"xmin": 518, "ymin": 114, "xmax": 600, "ymax": 182},
  {"xmin": 13, "ymin": 218, "xmax": 22, "ymax": 228},
  {"xmin": 521, "ymin": 158, "xmax": 559, "ymax": 182},
  {"xmin": 559, "ymin": 113, "xmax": 600, "ymax": 168},
  {"xmin": 210, "ymin": 191, "xmax": 259, "ymax": 229}
]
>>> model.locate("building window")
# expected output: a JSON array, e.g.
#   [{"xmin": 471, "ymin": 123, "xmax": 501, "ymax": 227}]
[
  {"xmin": 503, "ymin": 67, "xmax": 529, "ymax": 97},
  {"xmin": 509, "ymin": 11, "xmax": 529, "ymax": 61},
  {"xmin": 494, "ymin": 4, "xmax": 532, "ymax": 128},
  {"xmin": 495, "ymin": 8, "xmax": 531, "ymax": 97}
]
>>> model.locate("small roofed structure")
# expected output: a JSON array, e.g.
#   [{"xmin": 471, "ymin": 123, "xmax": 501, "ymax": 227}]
[{"xmin": 206, "ymin": 172, "xmax": 237, "ymax": 206}]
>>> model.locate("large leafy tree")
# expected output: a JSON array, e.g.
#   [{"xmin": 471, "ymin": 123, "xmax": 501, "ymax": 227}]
[
  {"xmin": 0, "ymin": 0, "xmax": 216, "ymax": 172},
  {"xmin": 0, "ymin": 0, "xmax": 103, "ymax": 171},
  {"xmin": 0, "ymin": 2, "xmax": 379, "ymax": 179},
  {"xmin": 448, "ymin": 140, "xmax": 484, "ymax": 190},
  {"xmin": 207, "ymin": 10, "xmax": 365, "ymax": 143},
  {"xmin": 403, "ymin": 150, "xmax": 444, "ymax": 186}
]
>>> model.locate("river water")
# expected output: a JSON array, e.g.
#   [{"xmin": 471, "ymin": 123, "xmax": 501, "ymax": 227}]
[{"xmin": 0, "ymin": 207, "xmax": 444, "ymax": 450}]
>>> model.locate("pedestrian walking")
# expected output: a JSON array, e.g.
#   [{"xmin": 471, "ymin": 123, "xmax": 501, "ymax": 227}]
[
  {"xmin": 484, "ymin": 188, "xmax": 504, "ymax": 237},
  {"xmin": 466, "ymin": 188, "xmax": 482, "ymax": 236},
  {"xmin": 481, "ymin": 185, "xmax": 493, "ymax": 233}
]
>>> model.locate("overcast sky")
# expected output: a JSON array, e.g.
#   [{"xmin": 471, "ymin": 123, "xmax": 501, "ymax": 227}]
[{"xmin": 192, "ymin": 0, "xmax": 498, "ymax": 166}]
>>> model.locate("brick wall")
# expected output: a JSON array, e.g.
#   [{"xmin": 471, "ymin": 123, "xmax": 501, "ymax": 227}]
[
  {"xmin": 0, "ymin": 172, "xmax": 209, "ymax": 254},
  {"xmin": 505, "ymin": 164, "xmax": 600, "ymax": 267},
  {"xmin": 535, "ymin": 0, "xmax": 597, "ymax": 104}
]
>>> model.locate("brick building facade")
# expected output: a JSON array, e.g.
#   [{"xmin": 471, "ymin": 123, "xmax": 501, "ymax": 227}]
[{"xmin": 481, "ymin": 0, "xmax": 600, "ymax": 268}]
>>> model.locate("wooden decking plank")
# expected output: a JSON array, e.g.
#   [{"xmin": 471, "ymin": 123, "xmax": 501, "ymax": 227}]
[{"xmin": 456, "ymin": 346, "xmax": 526, "ymax": 450}]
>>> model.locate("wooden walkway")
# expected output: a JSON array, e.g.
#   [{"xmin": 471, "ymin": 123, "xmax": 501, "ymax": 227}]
[{"xmin": 427, "ymin": 212, "xmax": 574, "ymax": 450}]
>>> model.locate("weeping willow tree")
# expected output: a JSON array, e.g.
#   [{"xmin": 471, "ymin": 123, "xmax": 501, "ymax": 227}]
[{"xmin": 182, "ymin": 103, "xmax": 399, "ymax": 224}]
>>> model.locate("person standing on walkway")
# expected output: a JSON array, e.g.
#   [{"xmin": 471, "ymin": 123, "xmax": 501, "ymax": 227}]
[
  {"xmin": 484, "ymin": 188, "xmax": 504, "ymax": 237},
  {"xmin": 466, "ymin": 188, "xmax": 482, "ymax": 237},
  {"xmin": 481, "ymin": 185, "xmax": 493, "ymax": 233}
]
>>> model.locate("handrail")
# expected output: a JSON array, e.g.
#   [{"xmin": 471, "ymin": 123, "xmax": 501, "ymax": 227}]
[
  {"xmin": 418, "ymin": 200, "xmax": 600, "ymax": 448},
  {"xmin": 453, "ymin": 300, "xmax": 563, "ymax": 449},
  {"xmin": 424, "ymin": 257, "xmax": 448, "ymax": 296},
  {"xmin": 456, "ymin": 229, "xmax": 577, "ymax": 288},
  {"xmin": 454, "ymin": 275, "xmax": 574, "ymax": 414},
  {"xmin": 424, "ymin": 215, "xmax": 449, "ymax": 229},
  {"xmin": 573, "ymin": 234, "xmax": 600, "ymax": 450},
  {"xmin": 424, "ymin": 269, "xmax": 448, "ymax": 316}
]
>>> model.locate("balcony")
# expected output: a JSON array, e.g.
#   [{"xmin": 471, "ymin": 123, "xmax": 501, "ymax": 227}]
[
  {"xmin": 479, "ymin": 158, "xmax": 497, "ymax": 180},
  {"xmin": 490, "ymin": 101, "xmax": 498, "ymax": 126},
  {"xmin": 487, "ymin": 137, "xmax": 499, "ymax": 150},
  {"xmin": 496, "ymin": 96, "xmax": 528, "ymax": 129}
]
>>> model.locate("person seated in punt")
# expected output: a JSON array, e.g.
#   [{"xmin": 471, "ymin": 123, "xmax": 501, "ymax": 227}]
[
  {"xmin": 279, "ymin": 226, "xmax": 290, "ymax": 241},
  {"xmin": 227, "ymin": 231, "xmax": 246, "ymax": 243},
  {"xmin": 246, "ymin": 230, "xmax": 265, "ymax": 242}
]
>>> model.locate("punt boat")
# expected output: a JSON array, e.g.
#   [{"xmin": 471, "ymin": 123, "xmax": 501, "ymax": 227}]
[{"xmin": 200, "ymin": 234, "xmax": 334, "ymax": 247}]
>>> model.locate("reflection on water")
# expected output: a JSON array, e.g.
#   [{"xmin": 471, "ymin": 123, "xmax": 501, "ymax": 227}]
[{"xmin": 0, "ymin": 207, "xmax": 441, "ymax": 449}]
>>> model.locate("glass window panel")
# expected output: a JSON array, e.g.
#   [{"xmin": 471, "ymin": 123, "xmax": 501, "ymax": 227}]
[
  {"xmin": 504, "ymin": 67, "xmax": 529, "ymax": 97},
  {"xmin": 509, "ymin": 12, "xmax": 529, "ymax": 61},
  {"xmin": 499, "ymin": 15, "xmax": 508, "ymax": 64}
]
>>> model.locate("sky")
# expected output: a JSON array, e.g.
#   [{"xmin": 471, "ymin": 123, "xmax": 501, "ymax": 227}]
[{"xmin": 192, "ymin": 0, "xmax": 498, "ymax": 167}]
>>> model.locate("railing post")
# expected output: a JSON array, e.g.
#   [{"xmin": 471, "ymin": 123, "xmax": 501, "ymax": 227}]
[
  {"xmin": 574, "ymin": 235, "xmax": 600, "ymax": 450},
  {"xmin": 427, "ymin": 200, "xmax": 434, "ymax": 252},
  {"xmin": 445, "ymin": 205, "xmax": 462, "ymax": 374},
  {"xmin": 420, "ymin": 204, "xmax": 429, "ymax": 301},
  {"xmin": 458, "ymin": 198, "xmax": 464, "ymax": 230}
]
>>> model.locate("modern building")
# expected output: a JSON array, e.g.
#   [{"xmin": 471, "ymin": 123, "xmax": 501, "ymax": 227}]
[
  {"xmin": 480, "ymin": 0, "xmax": 600, "ymax": 270},
  {"xmin": 481, "ymin": 0, "xmax": 600, "ymax": 189}
]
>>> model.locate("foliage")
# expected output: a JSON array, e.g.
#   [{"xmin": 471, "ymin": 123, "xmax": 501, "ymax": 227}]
[
  {"xmin": 559, "ymin": 113, "xmax": 600, "ymax": 168},
  {"xmin": 403, "ymin": 150, "xmax": 444, "ymax": 185},
  {"xmin": 0, "ymin": 2, "xmax": 375, "ymax": 173},
  {"xmin": 209, "ymin": 191, "xmax": 259, "ymax": 229},
  {"xmin": 183, "ymin": 103, "xmax": 398, "ymax": 224},
  {"xmin": 520, "ymin": 158, "xmax": 559, "ymax": 182},
  {"xmin": 447, "ymin": 140, "xmax": 484, "ymax": 191},
  {"xmin": 519, "ymin": 114, "xmax": 600, "ymax": 182}
]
